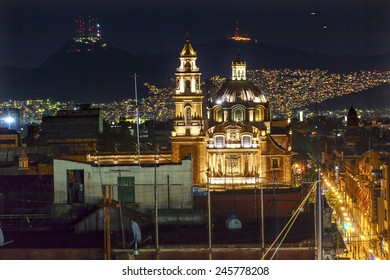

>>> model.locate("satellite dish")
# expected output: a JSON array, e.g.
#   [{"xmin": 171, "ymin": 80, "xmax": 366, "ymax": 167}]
[
  {"xmin": 0, "ymin": 227, "xmax": 14, "ymax": 247},
  {"xmin": 130, "ymin": 220, "xmax": 142, "ymax": 257},
  {"xmin": 225, "ymin": 213, "xmax": 242, "ymax": 231},
  {"xmin": 131, "ymin": 220, "xmax": 142, "ymax": 245}
]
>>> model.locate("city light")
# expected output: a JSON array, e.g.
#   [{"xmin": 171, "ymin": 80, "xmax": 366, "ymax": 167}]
[{"xmin": 3, "ymin": 116, "xmax": 14, "ymax": 129}]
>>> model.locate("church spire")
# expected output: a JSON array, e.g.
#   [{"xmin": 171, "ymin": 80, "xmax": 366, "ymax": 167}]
[{"xmin": 180, "ymin": 33, "xmax": 197, "ymax": 57}]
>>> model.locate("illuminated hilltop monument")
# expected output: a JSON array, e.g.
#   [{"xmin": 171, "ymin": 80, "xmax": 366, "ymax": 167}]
[
  {"xmin": 69, "ymin": 16, "xmax": 107, "ymax": 52},
  {"xmin": 228, "ymin": 21, "xmax": 252, "ymax": 41}
]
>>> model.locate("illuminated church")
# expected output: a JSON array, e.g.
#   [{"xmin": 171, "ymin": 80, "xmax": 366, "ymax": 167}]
[{"xmin": 171, "ymin": 36, "xmax": 292, "ymax": 190}]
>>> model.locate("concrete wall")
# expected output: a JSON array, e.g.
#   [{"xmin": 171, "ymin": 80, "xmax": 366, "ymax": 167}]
[{"xmin": 53, "ymin": 159, "xmax": 193, "ymax": 211}]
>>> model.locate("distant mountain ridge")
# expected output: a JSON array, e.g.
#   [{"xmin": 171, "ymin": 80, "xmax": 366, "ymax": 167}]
[
  {"xmin": 314, "ymin": 83, "xmax": 390, "ymax": 111},
  {"xmin": 1, "ymin": 38, "xmax": 390, "ymax": 103}
]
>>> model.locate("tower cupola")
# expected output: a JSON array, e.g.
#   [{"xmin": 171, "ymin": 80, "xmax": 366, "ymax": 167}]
[{"xmin": 232, "ymin": 53, "xmax": 246, "ymax": 81}]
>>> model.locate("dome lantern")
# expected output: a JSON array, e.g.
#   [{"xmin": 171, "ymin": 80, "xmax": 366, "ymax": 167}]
[{"xmin": 231, "ymin": 53, "xmax": 246, "ymax": 81}]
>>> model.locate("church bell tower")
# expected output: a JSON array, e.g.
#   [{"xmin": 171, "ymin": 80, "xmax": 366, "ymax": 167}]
[
  {"xmin": 173, "ymin": 34, "xmax": 203, "ymax": 136},
  {"xmin": 171, "ymin": 34, "xmax": 206, "ymax": 185}
]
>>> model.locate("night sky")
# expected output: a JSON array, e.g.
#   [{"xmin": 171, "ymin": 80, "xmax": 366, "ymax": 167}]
[{"xmin": 1, "ymin": 0, "xmax": 390, "ymax": 68}]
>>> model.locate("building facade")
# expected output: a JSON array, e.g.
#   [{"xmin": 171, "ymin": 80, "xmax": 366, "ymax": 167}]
[
  {"xmin": 53, "ymin": 159, "xmax": 193, "ymax": 212},
  {"xmin": 171, "ymin": 37, "xmax": 292, "ymax": 190},
  {"xmin": 336, "ymin": 150, "xmax": 390, "ymax": 259},
  {"xmin": 39, "ymin": 105, "xmax": 103, "ymax": 154},
  {"xmin": 0, "ymin": 128, "xmax": 21, "ymax": 148}
]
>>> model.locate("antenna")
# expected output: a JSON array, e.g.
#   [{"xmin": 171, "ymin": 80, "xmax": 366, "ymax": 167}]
[
  {"xmin": 235, "ymin": 21, "xmax": 239, "ymax": 37},
  {"xmin": 0, "ymin": 227, "xmax": 14, "ymax": 247}
]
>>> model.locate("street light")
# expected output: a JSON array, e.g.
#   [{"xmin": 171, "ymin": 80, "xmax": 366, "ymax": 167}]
[{"xmin": 3, "ymin": 116, "xmax": 14, "ymax": 129}]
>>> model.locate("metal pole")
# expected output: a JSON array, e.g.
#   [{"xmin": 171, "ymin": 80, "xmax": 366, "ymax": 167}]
[
  {"xmin": 107, "ymin": 186, "xmax": 112, "ymax": 260},
  {"xmin": 261, "ymin": 181, "xmax": 265, "ymax": 256},
  {"xmin": 207, "ymin": 170, "xmax": 212, "ymax": 260},
  {"xmin": 167, "ymin": 175, "xmax": 170, "ymax": 209},
  {"xmin": 316, "ymin": 169, "xmax": 322, "ymax": 260},
  {"xmin": 133, "ymin": 73, "xmax": 141, "ymax": 165},
  {"xmin": 154, "ymin": 118, "xmax": 159, "ymax": 258},
  {"xmin": 103, "ymin": 186, "xmax": 107, "ymax": 260}
]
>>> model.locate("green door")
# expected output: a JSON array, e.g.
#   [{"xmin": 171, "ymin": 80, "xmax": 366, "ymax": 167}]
[{"xmin": 117, "ymin": 177, "xmax": 135, "ymax": 204}]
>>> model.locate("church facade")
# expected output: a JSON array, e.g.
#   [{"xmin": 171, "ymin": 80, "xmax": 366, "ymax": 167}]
[{"xmin": 171, "ymin": 37, "xmax": 292, "ymax": 190}]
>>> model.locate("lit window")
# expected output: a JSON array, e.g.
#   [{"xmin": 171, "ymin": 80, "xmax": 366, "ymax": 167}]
[
  {"xmin": 242, "ymin": 135, "xmax": 251, "ymax": 148},
  {"xmin": 214, "ymin": 108, "xmax": 222, "ymax": 122},
  {"xmin": 255, "ymin": 108, "xmax": 264, "ymax": 121},
  {"xmin": 215, "ymin": 136, "xmax": 225, "ymax": 148},
  {"xmin": 233, "ymin": 108, "xmax": 244, "ymax": 122}
]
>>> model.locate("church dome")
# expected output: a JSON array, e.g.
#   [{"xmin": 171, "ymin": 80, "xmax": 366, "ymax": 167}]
[
  {"xmin": 213, "ymin": 54, "xmax": 267, "ymax": 104},
  {"xmin": 214, "ymin": 79, "xmax": 267, "ymax": 103}
]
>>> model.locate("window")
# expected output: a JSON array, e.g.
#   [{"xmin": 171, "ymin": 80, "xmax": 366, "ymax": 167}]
[
  {"xmin": 185, "ymin": 107, "xmax": 192, "ymax": 125},
  {"xmin": 271, "ymin": 158, "xmax": 280, "ymax": 169},
  {"xmin": 214, "ymin": 108, "xmax": 222, "ymax": 122},
  {"xmin": 67, "ymin": 170, "xmax": 84, "ymax": 204},
  {"xmin": 242, "ymin": 135, "xmax": 251, "ymax": 148},
  {"xmin": 185, "ymin": 80, "xmax": 191, "ymax": 93},
  {"xmin": 118, "ymin": 177, "xmax": 135, "ymax": 204},
  {"xmin": 215, "ymin": 136, "xmax": 225, "ymax": 148},
  {"xmin": 233, "ymin": 108, "xmax": 244, "ymax": 122},
  {"xmin": 255, "ymin": 107, "xmax": 264, "ymax": 121}
]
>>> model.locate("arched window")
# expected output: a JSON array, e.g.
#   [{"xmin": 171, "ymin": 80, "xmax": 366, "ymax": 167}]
[
  {"xmin": 185, "ymin": 61, "xmax": 191, "ymax": 71},
  {"xmin": 185, "ymin": 80, "xmax": 191, "ymax": 93},
  {"xmin": 233, "ymin": 107, "xmax": 245, "ymax": 122},
  {"xmin": 214, "ymin": 107, "xmax": 222, "ymax": 122},
  {"xmin": 255, "ymin": 107, "xmax": 264, "ymax": 121},
  {"xmin": 185, "ymin": 107, "xmax": 192, "ymax": 125}
]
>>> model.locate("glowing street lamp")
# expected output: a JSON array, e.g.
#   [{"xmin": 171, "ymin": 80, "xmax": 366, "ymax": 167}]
[{"xmin": 3, "ymin": 116, "xmax": 14, "ymax": 129}]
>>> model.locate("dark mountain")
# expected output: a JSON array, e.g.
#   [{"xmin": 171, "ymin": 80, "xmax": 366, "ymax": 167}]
[
  {"xmin": 1, "ymin": 43, "xmax": 177, "ymax": 103},
  {"xmin": 196, "ymin": 39, "xmax": 390, "ymax": 78},
  {"xmin": 1, "ymin": 38, "xmax": 390, "ymax": 103},
  {"xmin": 314, "ymin": 83, "xmax": 390, "ymax": 111},
  {"xmin": 0, "ymin": 66, "xmax": 30, "ymax": 92}
]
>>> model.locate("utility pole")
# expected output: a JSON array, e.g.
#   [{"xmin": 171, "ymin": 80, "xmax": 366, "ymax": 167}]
[
  {"xmin": 133, "ymin": 73, "xmax": 141, "ymax": 165},
  {"xmin": 103, "ymin": 185, "xmax": 112, "ymax": 260},
  {"xmin": 153, "ymin": 116, "xmax": 159, "ymax": 259},
  {"xmin": 207, "ymin": 169, "xmax": 212, "ymax": 260}
]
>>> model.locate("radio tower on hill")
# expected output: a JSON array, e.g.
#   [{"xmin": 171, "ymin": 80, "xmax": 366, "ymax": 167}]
[
  {"xmin": 69, "ymin": 15, "xmax": 106, "ymax": 52},
  {"xmin": 228, "ymin": 21, "xmax": 252, "ymax": 41},
  {"xmin": 75, "ymin": 16, "xmax": 85, "ymax": 38}
]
